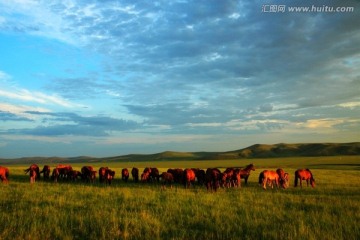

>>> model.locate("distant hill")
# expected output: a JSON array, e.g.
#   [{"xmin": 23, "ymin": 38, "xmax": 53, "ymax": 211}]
[{"xmin": 0, "ymin": 142, "xmax": 359, "ymax": 164}]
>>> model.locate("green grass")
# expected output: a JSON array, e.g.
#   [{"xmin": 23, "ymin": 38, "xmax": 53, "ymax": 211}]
[{"xmin": 0, "ymin": 156, "xmax": 359, "ymax": 240}]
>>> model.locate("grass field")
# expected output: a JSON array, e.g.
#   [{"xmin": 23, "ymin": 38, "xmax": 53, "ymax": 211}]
[{"xmin": 0, "ymin": 156, "xmax": 359, "ymax": 240}]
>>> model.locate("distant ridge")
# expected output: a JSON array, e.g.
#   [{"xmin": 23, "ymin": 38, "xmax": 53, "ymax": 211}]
[{"xmin": 0, "ymin": 142, "xmax": 359, "ymax": 164}]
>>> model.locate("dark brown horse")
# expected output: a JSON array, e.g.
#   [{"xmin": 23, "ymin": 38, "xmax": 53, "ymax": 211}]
[
  {"xmin": 294, "ymin": 169, "xmax": 315, "ymax": 188},
  {"xmin": 167, "ymin": 168, "xmax": 184, "ymax": 184},
  {"xmin": 99, "ymin": 167, "xmax": 115, "ymax": 185},
  {"xmin": 239, "ymin": 163, "xmax": 255, "ymax": 184},
  {"xmin": 122, "ymin": 168, "xmax": 130, "ymax": 182},
  {"xmin": 0, "ymin": 166, "xmax": 9, "ymax": 183},
  {"xmin": 81, "ymin": 166, "xmax": 96, "ymax": 183},
  {"xmin": 221, "ymin": 168, "xmax": 235, "ymax": 188},
  {"xmin": 205, "ymin": 168, "xmax": 221, "ymax": 192},
  {"xmin": 131, "ymin": 167, "xmax": 139, "ymax": 182},
  {"xmin": 24, "ymin": 164, "xmax": 40, "ymax": 183},
  {"xmin": 259, "ymin": 170, "xmax": 279, "ymax": 190},
  {"xmin": 40, "ymin": 165, "xmax": 51, "ymax": 180},
  {"xmin": 183, "ymin": 168, "xmax": 196, "ymax": 188},
  {"xmin": 160, "ymin": 172, "xmax": 174, "ymax": 189}
]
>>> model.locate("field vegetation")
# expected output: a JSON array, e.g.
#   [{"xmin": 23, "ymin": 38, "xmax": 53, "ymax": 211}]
[{"xmin": 0, "ymin": 156, "xmax": 359, "ymax": 239}]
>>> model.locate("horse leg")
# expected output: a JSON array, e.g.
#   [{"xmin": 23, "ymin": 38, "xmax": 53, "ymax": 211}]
[{"xmin": 262, "ymin": 178, "xmax": 267, "ymax": 190}]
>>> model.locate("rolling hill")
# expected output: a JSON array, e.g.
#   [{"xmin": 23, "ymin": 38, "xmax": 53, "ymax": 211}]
[{"xmin": 0, "ymin": 142, "xmax": 359, "ymax": 164}]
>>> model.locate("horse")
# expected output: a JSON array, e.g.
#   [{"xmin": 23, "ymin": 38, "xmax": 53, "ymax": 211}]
[
  {"xmin": 122, "ymin": 168, "xmax": 130, "ymax": 182},
  {"xmin": 24, "ymin": 164, "xmax": 40, "ymax": 183},
  {"xmin": 276, "ymin": 168, "xmax": 287, "ymax": 189},
  {"xmin": 205, "ymin": 168, "xmax": 221, "ymax": 192},
  {"xmin": 150, "ymin": 168, "xmax": 160, "ymax": 182},
  {"xmin": 160, "ymin": 172, "xmax": 174, "ymax": 189},
  {"xmin": 283, "ymin": 172, "xmax": 289, "ymax": 188},
  {"xmin": 232, "ymin": 168, "xmax": 242, "ymax": 188},
  {"xmin": 239, "ymin": 163, "xmax": 255, "ymax": 184},
  {"xmin": 141, "ymin": 168, "xmax": 152, "ymax": 182},
  {"xmin": 51, "ymin": 168, "xmax": 60, "ymax": 182},
  {"xmin": 167, "ymin": 168, "xmax": 184, "ymax": 184},
  {"xmin": 195, "ymin": 169, "xmax": 206, "ymax": 185},
  {"xmin": 183, "ymin": 168, "xmax": 196, "ymax": 188},
  {"xmin": 81, "ymin": 166, "xmax": 96, "ymax": 183},
  {"xmin": 259, "ymin": 170, "xmax": 279, "ymax": 190},
  {"xmin": 131, "ymin": 167, "xmax": 139, "ymax": 182},
  {"xmin": 221, "ymin": 168, "xmax": 235, "ymax": 188},
  {"xmin": 294, "ymin": 169, "xmax": 315, "ymax": 188},
  {"xmin": 40, "ymin": 165, "xmax": 51, "ymax": 180},
  {"xmin": 29, "ymin": 169, "xmax": 37, "ymax": 184},
  {"xmin": 0, "ymin": 166, "xmax": 9, "ymax": 183},
  {"xmin": 99, "ymin": 167, "xmax": 115, "ymax": 185},
  {"xmin": 56, "ymin": 164, "xmax": 73, "ymax": 180}
]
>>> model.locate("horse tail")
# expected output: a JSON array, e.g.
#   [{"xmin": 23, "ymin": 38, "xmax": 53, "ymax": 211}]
[
  {"xmin": 24, "ymin": 168, "xmax": 30, "ymax": 174},
  {"xmin": 294, "ymin": 171, "xmax": 298, "ymax": 187}
]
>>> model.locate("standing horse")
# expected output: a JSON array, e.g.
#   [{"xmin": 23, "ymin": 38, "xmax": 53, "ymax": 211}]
[
  {"xmin": 0, "ymin": 166, "xmax": 9, "ymax": 183},
  {"xmin": 24, "ymin": 164, "xmax": 40, "ymax": 183},
  {"xmin": 205, "ymin": 168, "xmax": 221, "ymax": 192},
  {"xmin": 294, "ymin": 169, "xmax": 315, "ymax": 188},
  {"xmin": 183, "ymin": 168, "xmax": 196, "ymax": 188},
  {"xmin": 131, "ymin": 167, "xmax": 139, "ymax": 182},
  {"xmin": 40, "ymin": 165, "xmax": 51, "ymax": 180},
  {"xmin": 239, "ymin": 163, "xmax": 256, "ymax": 184},
  {"xmin": 276, "ymin": 168, "xmax": 288, "ymax": 189},
  {"xmin": 259, "ymin": 170, "xmax": 279, "ymax": 190},
  {"xmin": 160, "ymin": 172, "xmax": 174, "ymax": 189},
  {"xmin": 122, "ymin": 168, "xmax": 130, "ymax": 182}
]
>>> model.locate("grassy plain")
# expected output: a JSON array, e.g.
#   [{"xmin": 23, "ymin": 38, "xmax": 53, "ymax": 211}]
[{"xmin": 0, "ymin": 156, "xmax": 359, "ymax": 240}]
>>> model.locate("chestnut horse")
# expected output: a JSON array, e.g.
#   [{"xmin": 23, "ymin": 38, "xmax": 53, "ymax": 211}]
[
  {"xmin": 294, "ymin": 169, "xmax": 315, "ymax": 188},
  {"xmin": 183, "ymin": 168, "xmax": 196, "ymax": 188},
  {"xmin": 24, "ymin": 164, "xmax": 40, "ymax": 183},
  {"xmin": 239, "ymin": 163, "xmax": 256, "ymax": 184},
  {"xmin": 122, "ymin": 168, "xmax": 130, "ymax": 182},
  {"xmin": 259, "ymin": 170, "xmax": 279, "ymax": 190},
  {"xmin": 0, "ymin": 166, "xmax": 9, "ymax": 183}
]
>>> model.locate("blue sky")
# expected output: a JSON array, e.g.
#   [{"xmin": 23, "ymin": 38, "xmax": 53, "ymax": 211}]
[{"xmin": 0, "ymin": 0, "xmax": 359, "ymax": 158}]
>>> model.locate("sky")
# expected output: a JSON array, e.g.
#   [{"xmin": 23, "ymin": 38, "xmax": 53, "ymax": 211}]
[{"xmin": 0, "ymin": 0, "xmax": 359, "ymax": 158}]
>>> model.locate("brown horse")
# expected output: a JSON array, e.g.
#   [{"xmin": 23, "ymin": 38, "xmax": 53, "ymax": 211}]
[
  {"xmin": 81, "ymin": 166, "xmax": 96, "ymax": 183},
  {"xmin": 259, "ymin": 170, "xmax": 279, "ymax": 190},
  {"xmin": 131, "ymin": 167, "xmax": 139, "ymax": 182},
  {"xmin": 294, "ymin": 169, "xmax": 315, "ymax": 188},
  {"xmin": 183, "ymin": 168, "xmax": 196, "ymax": 188},
  {"xmin": 40, "ymin": 165, "xmax": 51, "ymax": 180},
  {"xmin": 160, "ymin": 172, "xmax": 174, "ymax": 189},
  {"xmin": 221, "ymin": 168, "xmax": 234, "ymax": 188},
  {"xmin": 99, "ymin": 167, "xmax": 115, "ymax": 185},
  {"xmin": 167, "ymin": 168, "xmax": 184, "ymax": 184},
  {"xmin": 56, "ymin": 164, "xmax": 73, "ymax": 180},
  {"xmin": 0, "ymin": 166, "xmax": 9, "ymax": 183},
  {"xmin": 141, "ymin": 168, "xmax": 152, "ymax": 182},
  {"xmin": 205, "ymin": 168, "xmax": 221, "ymax": 192},
  {"xmin": 51, "ymin": 168, "xmax": 60, "ymax": 182},
  {"xmin": 122, "ymin": 168, "xmax": 130, "ymax": 182},
  {"xmin": 239, "ymin": 163, "xmax": 256, "ymax": 184},
  {"xmin": 276, "ymin": 168, "xmax": 288, "ymax": 189},
  {"xmin": 24, "ymin": 164, "xmax": 40, "ymax": 183}
]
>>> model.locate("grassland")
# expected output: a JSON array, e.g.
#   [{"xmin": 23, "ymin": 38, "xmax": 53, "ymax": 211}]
[{"xmin": 0, "ymin": 156, "xmax": 359, "ymax": 240}]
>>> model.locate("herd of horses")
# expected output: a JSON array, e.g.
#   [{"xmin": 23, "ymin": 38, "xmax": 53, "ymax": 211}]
[{"xmin": 0, "ymin": 164, "xmax": 316, "ymax": 190}]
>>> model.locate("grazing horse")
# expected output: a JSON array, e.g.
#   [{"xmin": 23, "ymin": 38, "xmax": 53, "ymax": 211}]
[
  {"xmin": 131, "ymin": 167, "xmax": 139, "ymax": 182},
  {"xmin": 183, "ymin": 168, "xmax": 196, "ymax": 188},
  {"xmin": 239, "ymin": 163, "xmax": 255, "ymax": 184},
  {"xmin": 221, "ymin": 168, "xmax": 235, "ymax": 188},
  {"xmin": 141, "ymin": 168, "xmax": 152, "ymax": 182},
  {"xmin": 81, "ymin": 166, "xmax": 96, "ymax": 183},
  {"xmin": 294, "ymin": 169, "xmax": 315, "ymax": 188},
  {"xmin": 56, "ymin": 164, "xmax": 73, "ymax": 180},
  {"xmin": 0, "ymin": 166, "xmax": 9, "ymax": 183},
  {"xmin": 24, "ymin": 164, "xmax": 40, "ymax": 183},
  {"xmin": 150, "ymin": 168, "xmax": 160, "ymax": 182},
  {"xmin": 259, "ymin": 170, "xmax": 279, "ymax": 190},
  {"xmin": 160, "ymin": 172, "xmax": 174, "ymax": 189},
  {"xmin": 167, "ymin": 168, "xmax": 184, "ymax": 184},
  {"xmin": 122, "ymin": 168, "xmax": 130, "ymax": 182},
  {"xmin": 205, "ymin": 168, "xmax": 221, "ymax": 192},
  {"xmin": 51, "ymin": 168, "xmax": 60, "ymax": 182},
  {"xmin": 276, "ymin": 168, "xmax": 287, "ymax": 189},
  {"xmin": 40, "ymin": 165, "xmax": 51, "ymax": 180}
]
